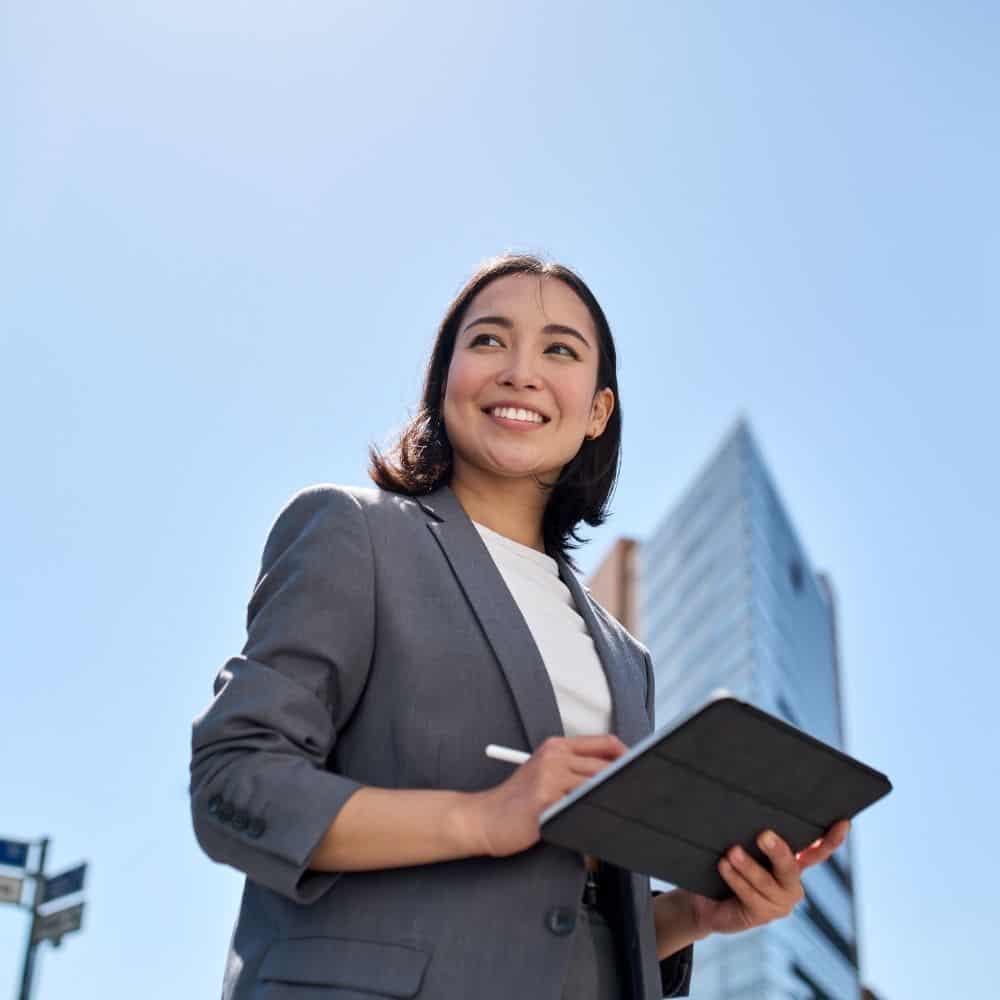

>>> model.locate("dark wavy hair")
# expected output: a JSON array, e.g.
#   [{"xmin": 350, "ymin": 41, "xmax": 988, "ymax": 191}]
[{"xmin": 368, "ymin": 253, "xmax": 622, "ymax": 571}]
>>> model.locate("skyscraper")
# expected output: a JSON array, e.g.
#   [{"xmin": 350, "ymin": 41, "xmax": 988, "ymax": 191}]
[{"xmin": 589, "ymin": 420, "xmax": 864, "ymax": 1000}]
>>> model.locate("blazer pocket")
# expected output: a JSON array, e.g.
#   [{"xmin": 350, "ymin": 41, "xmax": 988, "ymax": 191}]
[{"xmin": 258, "ymin": 934, "xmax": 432, "ymax": 998}]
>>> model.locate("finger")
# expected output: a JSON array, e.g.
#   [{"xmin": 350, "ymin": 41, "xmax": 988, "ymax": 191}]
[
  {"xmin": 566, "ymin": 733, "xmax": 629, "ymax": 757},
  {"xmin": 796, "ymin": 819, "xmax": 851, "ymax": 870},
  {"xmin": 567, "ymin": 756, "xmax": 616, "ymax": 778},
  {"xmin": 830, "ymin": 818, "xmax": 851, "ymax": 843},
  {"xmin": 717, "ymin": 857, "xmax": 778, "ymax": 922},
  {"xmin": 725, "ymin": 843, "xmax": 792, "ymax": 909},
  {"xmin": 756, "ymin": 831, "xmax": 803, "ymax": 895},
  {"xmin": 536, "ymin": 737, "xmax": 623, "ymax": 769}
]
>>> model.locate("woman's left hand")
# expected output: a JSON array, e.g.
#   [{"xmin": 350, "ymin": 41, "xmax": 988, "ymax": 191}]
[{"xmin": 681, "ymin": 819, "xmax": 852, "ymax": 938}]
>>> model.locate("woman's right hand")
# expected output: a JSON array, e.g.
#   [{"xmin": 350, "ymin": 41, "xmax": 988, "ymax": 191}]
[{"xmin": 464, "ymin": 734, "xmax": 630, "ymax": 858}]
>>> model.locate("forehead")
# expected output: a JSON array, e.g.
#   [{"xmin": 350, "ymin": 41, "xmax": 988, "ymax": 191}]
[{"xmin": 465, "ymin": 273, "xmax": 596, "ymax": 336}]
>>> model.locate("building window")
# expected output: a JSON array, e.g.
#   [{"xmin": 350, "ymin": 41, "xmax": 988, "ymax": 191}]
[
  {"xmin": 791, "ymin": 961, "xmax": 836, "ymax": 1000},
  {"xmin": 802, "ymin": 889, "xmax": 858, "ymax": 968},
  {"xmin": 777, "ymin": 694, "xmax": 802, "ymax": 728},
  {"xmin": 827, "ymin": 852, "xmax": 854, "ymax": 893},
  {"xmin": 789, "ymin": 559, "xmax": 804, "ymax": 592}
]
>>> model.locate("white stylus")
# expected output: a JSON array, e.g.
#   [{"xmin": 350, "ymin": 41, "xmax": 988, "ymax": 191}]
[{"xmin": 485, "ymin": 744, "xmax": 531, "ymax": 765}]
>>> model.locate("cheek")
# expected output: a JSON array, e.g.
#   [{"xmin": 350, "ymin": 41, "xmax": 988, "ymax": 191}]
[
  {"xmin": 557, "ymin": 383, "xmax": 599, "ymax": 424},
  {"xmin": 444, "ymin": 356, "xmax": 484, "ymax": 407}
]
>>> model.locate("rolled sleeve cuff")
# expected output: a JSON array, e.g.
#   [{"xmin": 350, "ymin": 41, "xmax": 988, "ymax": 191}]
[{"xmin": 191, "ymin": 756, "xmax": 365, "ymax": 904}]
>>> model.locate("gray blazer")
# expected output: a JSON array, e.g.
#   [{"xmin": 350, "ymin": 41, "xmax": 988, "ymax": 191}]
[{"xmin": 190, "ymin": 483, "xmax": 694, "ymax": 999}]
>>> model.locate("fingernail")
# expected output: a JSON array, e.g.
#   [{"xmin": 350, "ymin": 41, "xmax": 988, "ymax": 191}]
[{"xmin": 762, "ymin": 831, "xmax": 776, "ymax": 849}]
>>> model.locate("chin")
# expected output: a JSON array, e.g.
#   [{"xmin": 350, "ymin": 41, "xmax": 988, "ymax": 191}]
[
  {"xmin": 456, "ymin": 443, "xmax": 566, "ymax": 483},
  {"xmin": 491, "ymin": 459, "xmax": 564, "ymax": 482}
]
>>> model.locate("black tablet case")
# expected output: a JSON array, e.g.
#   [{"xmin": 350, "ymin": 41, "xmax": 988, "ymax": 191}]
[{"xmin": 539, "ymin": 696, "xmax": 892, "ymax": 900}]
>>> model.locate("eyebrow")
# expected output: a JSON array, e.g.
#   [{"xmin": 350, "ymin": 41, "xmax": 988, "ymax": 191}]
[{"xmin": 461, "ymin": 314, "xmax": 592, "ymax": 350}]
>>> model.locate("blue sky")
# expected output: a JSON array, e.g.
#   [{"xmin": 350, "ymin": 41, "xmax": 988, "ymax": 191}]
[{"xmin": 2, "ymin": 2, "xmax": 997, "ymax": 997}]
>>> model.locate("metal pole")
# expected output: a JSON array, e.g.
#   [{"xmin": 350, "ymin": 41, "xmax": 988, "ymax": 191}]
[{"xmin": 17, "ymin": 837, "xmax": 48, "ymax": 1000}]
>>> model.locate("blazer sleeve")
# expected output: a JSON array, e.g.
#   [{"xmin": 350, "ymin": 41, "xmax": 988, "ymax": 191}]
[
  {"xmin": 641, "ymin": 646, "xmax": 695, "ymax": 998},
  {"xmin": 189, "ymin": 485, "xmax": 375, "ymax": 904}
]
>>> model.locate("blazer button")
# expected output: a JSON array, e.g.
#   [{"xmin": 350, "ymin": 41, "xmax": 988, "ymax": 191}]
[
  {"xmin": 231, "ymin": 810, "xmax": 249, "ymax": 831},
  {"xmin": 218, "ymin": 800, "xmax": 235, "ymax": 822},
  {"xmin": 247, "ymin": 817, "xmax": 266, "ymax": 839},
  {"xmin": 207, "ymin": 796, "xmax": 222, "ymax": 816},
  {"xmin": 545, "ymin": 906, "xmax": 576, "ymax": 936}
]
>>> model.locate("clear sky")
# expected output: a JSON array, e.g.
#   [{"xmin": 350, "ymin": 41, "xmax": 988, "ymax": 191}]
[{"xmin": 2, "ymin": 2, "xmax": 997, "ymax": 997}]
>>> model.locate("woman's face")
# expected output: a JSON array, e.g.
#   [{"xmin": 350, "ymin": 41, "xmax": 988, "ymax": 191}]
[{"xmin": 442, "ymin": 273, "xmax": 614, "ymax": 488}]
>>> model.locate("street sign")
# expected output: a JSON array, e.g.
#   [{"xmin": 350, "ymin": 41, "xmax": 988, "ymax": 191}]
[
  {"xmin": 41, "ymin": 862, "xmax": 87, "ymax": 904},
  {"xmin": 0, "ymin": 875, "xmax": 23, "ymax": 904},
  {"xmin": 0, "ymin": 838, "xmax": 30, "ymax": 869},
  {"xmin": 32, "ymin": 902, "xmax": 84, "ymax": 945}
]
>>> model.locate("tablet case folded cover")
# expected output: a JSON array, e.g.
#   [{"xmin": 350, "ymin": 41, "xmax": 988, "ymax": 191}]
[{"xmin": 539, "ymin": 697, "xmax": 892, "ymax": 900}]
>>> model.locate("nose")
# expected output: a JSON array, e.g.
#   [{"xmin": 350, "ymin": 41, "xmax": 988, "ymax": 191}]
[{"xmin": 498, "ymin": 347, "xmax": 541, "ymax": 390}]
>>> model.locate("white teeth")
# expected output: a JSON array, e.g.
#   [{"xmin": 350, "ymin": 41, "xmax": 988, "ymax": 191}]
[{"xmin": 490, "ymin": 406, "xmax": 544, "ymax": 423}]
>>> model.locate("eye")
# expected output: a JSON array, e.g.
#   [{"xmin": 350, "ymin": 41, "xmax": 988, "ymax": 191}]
[
  {"xmin": 470, "ymin": 332, "xmax": 503, "ymax": 347},
  {"xmin": 546, "ymin": 342, "xmax": 580, "ymax": 360}
]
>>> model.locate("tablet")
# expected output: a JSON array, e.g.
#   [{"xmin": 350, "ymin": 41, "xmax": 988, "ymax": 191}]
[{"xmin": 539, "ymin": 695, "xmax": 892, "ymax": 900}]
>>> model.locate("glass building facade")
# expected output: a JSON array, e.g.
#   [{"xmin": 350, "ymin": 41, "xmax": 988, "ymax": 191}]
[{"xmin": 638, "ymin": 421, "xmax": 861, "ymax": 1000}]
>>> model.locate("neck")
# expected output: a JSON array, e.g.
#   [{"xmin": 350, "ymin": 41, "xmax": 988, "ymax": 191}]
[{"xmin": 449, "ymin": 464, "xmax": 551, "ymax": 554}]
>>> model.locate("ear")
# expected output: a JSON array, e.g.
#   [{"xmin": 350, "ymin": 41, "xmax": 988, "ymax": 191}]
[{"xmin": 586, "ymin": 387, "xmax": 615, "ymax": 440}]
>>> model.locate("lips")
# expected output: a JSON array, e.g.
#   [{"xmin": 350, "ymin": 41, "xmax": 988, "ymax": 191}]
[
  {"xmin": 481, "ymin": 404, "xmax": 550, "ymax": 423},
  {"xmin": 482, "ymin": 408, "xmax": 549, "ymax": 430}
]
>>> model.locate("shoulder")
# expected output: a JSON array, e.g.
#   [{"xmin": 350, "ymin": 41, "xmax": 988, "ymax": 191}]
[
  {"xmin": 258, "ymin": 484, "xmax": 372, "ymax": 563},
  {"xmin": 283, "ymin": 483, "xmax": 433, "ymax": 515},
  {"xmin": 264, "ymin": 483, "xmax": 429, "ymax": 550},
  {"xmin": 271, "ymin": 482, "xmax": 423, "ymax": 520},
  {"xmin": 265, "ymin": 483, "xmax": 366, "ymax": 537}
]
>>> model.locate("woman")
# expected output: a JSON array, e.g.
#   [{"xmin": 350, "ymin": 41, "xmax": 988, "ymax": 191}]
[{"xmin": 189, "ymin": 253, "xmax": 850, "ymax": 1000}]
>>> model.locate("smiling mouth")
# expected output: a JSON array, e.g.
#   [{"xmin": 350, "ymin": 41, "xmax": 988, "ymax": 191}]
[{"xmin": 481, "ymin": 406, "xmax": 551, "ymax": 425}]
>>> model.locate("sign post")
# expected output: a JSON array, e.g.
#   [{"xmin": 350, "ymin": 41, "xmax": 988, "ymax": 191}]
[
  {"xmin": 0, "ymin": 839, "xmax": 30, "ymax": 869},
  {"xmin": 41, "ymin": 863, "xmax": 87, "ymax": 905},
  {"xmin": 0, "ymin": 839, "xmax": 30, "ymax": 909},
  {"xmin": 0, "ymin": 875, "xmax": 24, "ymax": 904},
  {"xmin": 32, "ymin": 902, "xmax": 85, "ymax": 945},
  {"xmin": 2, "ymin": 836, "xmax": 87, "ymax": 999},
  {"xmin": 17, "ymin": 836, "xmax": 48, "ymax": 1000}
]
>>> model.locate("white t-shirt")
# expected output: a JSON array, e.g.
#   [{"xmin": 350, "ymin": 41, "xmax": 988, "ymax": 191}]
[{"xmin": 472, "ymin": 521, "xmax": 613, "ymax": 738}]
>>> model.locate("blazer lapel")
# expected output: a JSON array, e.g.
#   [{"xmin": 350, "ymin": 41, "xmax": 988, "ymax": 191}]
[
  {"xmin": 417, "ymin": 486, "xmax": 564, "ymax": 753},
  {"xmin": 555, "ymin": 556, "xmax": 651, "ymax": 748},
  {"xmin": 416, "ymin": 485, "xmax": 649, "ymax": 751}
]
